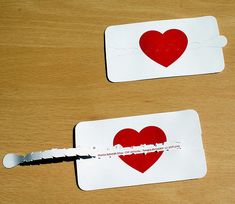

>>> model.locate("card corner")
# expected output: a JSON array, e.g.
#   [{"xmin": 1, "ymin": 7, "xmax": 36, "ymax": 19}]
[
  {"xmin": 75, "ymin": 122, "xmax": 83, "ymax": 131},
  {"xmin": 76, "ymin": 179, "xmax": 91, "ymax": 191},
  {"xmin": 217, "ymin": 63, "xmax": 225, "ymax": 73},
  {"xmin": 186, "ymin": 109, "xmax": 200, "ymax": 117},
  {"xmin": 199, "ymin": 164, "xmax": 207, "ymax": 179},
  {"xmin": 104, "ymin": 25, "xmax": 115, "ymax": 36},
  {"xmin": 106, "ymin": 72, "xmax": 120, "ymax": 83},
  {"xmin": 206, "ymin": 15, "xmax": 218, "ymax": 24}
]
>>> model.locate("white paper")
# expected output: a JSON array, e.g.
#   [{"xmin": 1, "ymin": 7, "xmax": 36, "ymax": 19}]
[
  {"xmin": 75, "ymin": 109, "xmax": 207, "ymax": 190},
  {"xmin": 105, "ymin": 16, "xmax": 226, "ymax": 82}
]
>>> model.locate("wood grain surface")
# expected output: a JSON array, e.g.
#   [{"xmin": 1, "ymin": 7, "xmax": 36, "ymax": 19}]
[{"xmin": 0, "ymin": 1, "xmax": 234, "ymax": 203}]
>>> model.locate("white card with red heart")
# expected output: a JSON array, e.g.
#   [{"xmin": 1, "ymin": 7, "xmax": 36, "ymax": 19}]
[
  {"xmin": 105, "ymin": 16, "xmax": 227, "ymax": 82},
  {"xmin": 75, "ymin": 109, "xmax": 207, "ymax": 190}
]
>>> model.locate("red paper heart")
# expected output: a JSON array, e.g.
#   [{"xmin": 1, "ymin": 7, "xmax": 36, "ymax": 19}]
[
  {"xmin": 113, "ymin": 126, "xmax": 167, "ymax": 173},
  {"xmin": 139, "ymin": 29, "xmax": 188, "ymax": 67}
]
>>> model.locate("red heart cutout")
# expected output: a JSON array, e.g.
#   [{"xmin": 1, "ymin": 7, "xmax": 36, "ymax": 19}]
[
  {"xmin": 139, "ymin": 29, "xmax": 188, "ymax": 67},
  {"xmin": 113, "ymin": 126, "xmax": 167, "ymax": 173}
]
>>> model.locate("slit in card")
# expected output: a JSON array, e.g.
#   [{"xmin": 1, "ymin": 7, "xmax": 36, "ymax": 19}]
[
  {"xmin": 3, "ymin": 109, "xmax": 207, "ymax": 191},
  {"xmin": 105, "ymin": 16, "xmax": 227, "ymax": 82}
]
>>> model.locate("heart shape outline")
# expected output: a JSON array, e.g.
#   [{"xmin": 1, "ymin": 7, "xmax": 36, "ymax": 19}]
[
  {"xmin": 139, "ymin": 29, "xmax": 188, "ymax": 67},
  {"xmin": 113, "ymin": 126, "xmax": 167, "ymax": 173}
]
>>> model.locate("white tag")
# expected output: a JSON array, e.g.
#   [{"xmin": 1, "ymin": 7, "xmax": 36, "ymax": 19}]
[
  {"xmin": 105, "ymin": 16, "xmax": 227, "ymax": 82},
  {"xmin": 75, "ymin": 109, "xmax": 207, "ymax": 190}
]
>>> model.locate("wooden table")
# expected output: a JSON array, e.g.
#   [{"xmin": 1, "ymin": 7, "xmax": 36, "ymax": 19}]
[{"xmin": 0, "ymin": 1, "xmax": 234, "ymax": 203}]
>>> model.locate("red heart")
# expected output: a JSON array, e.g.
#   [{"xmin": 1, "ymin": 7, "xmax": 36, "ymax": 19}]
[
  {"xmin": 113, "ymin": 126, "xmax": 167, "ymax": 173},
  {"xmin": 139, "ymin": 29, "xmax": 188, "ymax": 67}
]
